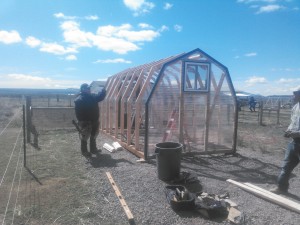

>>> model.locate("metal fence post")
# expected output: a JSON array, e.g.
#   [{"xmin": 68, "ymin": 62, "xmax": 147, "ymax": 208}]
[
  {"xmin": 23, "ymin": 105, "xmax": 26, "ymax": 167},
  {"xmin": 26, "ymin": 96, "xmax": 31, "ymax": 143}
]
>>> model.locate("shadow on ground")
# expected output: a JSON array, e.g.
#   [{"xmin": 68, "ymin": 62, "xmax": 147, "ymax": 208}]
[
  {"xmin": 86, "ymin": 152, "xmax": 134, "ymax": 168},
  {"xmin": 181, "ymin": 153, "xmax": 280, "ymax": 185}
]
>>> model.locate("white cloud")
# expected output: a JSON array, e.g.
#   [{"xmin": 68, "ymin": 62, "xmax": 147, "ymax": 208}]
[
  {"xmin": 94, "ymin": 58, "xmax": 132, "ymax": 64},
  {"xmin": 40, "ymin": 42, "xmax": 78, "ymax": 55},
  {"xmin": 245, "ymin": 76, "xmax": 267, "ymax": 86},
  {"xmin": 25, "ymin": 36, "xmax": 41, "ymax": 48},
  {"xmin": 54, "ymin": 12, "xmax": 99, "ymax": 21},
  {"xmin": 124, "ymin": 0, "xmax": 145, "ymax": 10},
  {"xmin": 0, "ymin": 30, "xmax": 22, "ymax": 44},
  {"xmin": 85, "ymin": 15, "xmax": 99, "ymax": 20},
  {"xmin": 277, "ymin": 78, "xmax": 300, "ymax": 83},
  {"xmin": 244, "ymin": 52, "xmax": 257, "ymax": 57},
  {"xmin": 97, "ymin": 23, "xmax": 160, "ymax": 42},
  {"xmin": 53, "ymin": 12, "xmax": 76, "ymax": 20},
  {"xmin": 54, "ymin": 12, "xmax": 64, "ymax": 18},
  {"xmin": 237, "ymin": 0, "xmax": 277, "ymax": 3},
  {"xmin": 0, "ymin": 73, "xmax": 88, "ymax": 89},
  {"xmin": 8, "ymin": 73, "xmax": 51, "ymax": 82},
  {"xmin": 60, "ymin": 21, "xmax": 93, "ymax": 47},
  {"xmin": 164, "ymin": 3, "xmax": 173, "ymax": 10},
  {"xmin": 159, "ymin": 25, "xmax": 169, "ymax": 32},
  {"xmin": 97, "ymin": 24, "xmax": 132, "ymax": 37},
  {"xmin": 138, "ymin": 23, "xmax": 153, "ymax": 29},
  {"xmin": 24, "ymin": 15, "xmax": 162, "ymax": 56},
  {"xmin": 123, "ymin": 0, "xmax": 155, "ymax": 16},
  {"xmin": 26, "ymin": 32, "xmax": 80, "ymax": 57},
  {"xmin": 237, "ymin": 0, "xmax": 292, "ymax": 14},
  {"xmin": 60, "ymin": 21, "xmax": 162, "ymax": 54},
  {"xmin": 272, "ymin": 67, "xmax": 300, "ymax": 72},
  {"xmin": 92, "ymin": 23, "xmax": 160, "ymax": 53},
  {"xmin": 116, "ymin": 29, "xmax": 160, "ymax": 42},
  {"xmin": 174, "ymin": 24, "xmax": 183, "ymax": 32},
  {"xmin": 65, "ymin": 55, "xmax": 77, "ymax": 61},
  {"xmin": 90, "ymin": 35, "xmax": 140, "ymax": 54},
  {"xmin": 256, "ymin": 4, "xmax": 284, "ymax": 13}
]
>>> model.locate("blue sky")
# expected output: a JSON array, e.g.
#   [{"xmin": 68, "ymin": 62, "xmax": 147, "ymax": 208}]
[{"xmin": 0, "ymin": 0, "xmax": 300, "ymax": 95}]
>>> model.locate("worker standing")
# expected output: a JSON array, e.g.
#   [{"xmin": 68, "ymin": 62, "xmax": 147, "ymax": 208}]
[
  {"xmin": 271, "ymin": 89, "xmax": 300, "ymax": 194},
  {"xmin": 74, "ymin": 83, "xmax": 106, "ymax": 157}
]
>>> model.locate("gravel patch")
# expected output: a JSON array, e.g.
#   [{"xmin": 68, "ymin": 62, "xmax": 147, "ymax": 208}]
[{"xmin": 73, "ymin": 131, "xmax": 300, "ymax": 225}]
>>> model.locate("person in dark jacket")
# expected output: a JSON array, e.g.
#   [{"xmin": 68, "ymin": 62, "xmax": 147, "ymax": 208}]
[
  {"xmin": 270, "ymin": 89, "xmax": 300, "ymax": 194},
  {"xmin": 74, "ymin": 83, "xmax": 106, "ymax": 156},
  {"xmin": 249, "ymin": 96, "xmax": 257, "ymax": 112}
]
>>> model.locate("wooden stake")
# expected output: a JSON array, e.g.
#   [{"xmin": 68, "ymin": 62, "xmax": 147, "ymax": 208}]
[
  {"xmin": 227, "ymin": 179, "xmax": 300, "ymax": 214},
  {"xmin": 106, "ymin": 172, "xmax": 134, "ymax": 223}
]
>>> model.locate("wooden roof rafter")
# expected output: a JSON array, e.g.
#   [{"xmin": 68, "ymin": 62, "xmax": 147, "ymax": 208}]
[
  {"xmin": 108, "ymin": 72, "xmax": 129, "ymax": 134},
  {"xmin": 125, "ymin": 56, "xmax": 177, "ymax": 146}
]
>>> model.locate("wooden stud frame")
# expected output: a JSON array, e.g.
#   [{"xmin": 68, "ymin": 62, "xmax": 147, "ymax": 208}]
[{"xmin": 99, "ymin": 49, "xmax": 238, "ymax": 159}]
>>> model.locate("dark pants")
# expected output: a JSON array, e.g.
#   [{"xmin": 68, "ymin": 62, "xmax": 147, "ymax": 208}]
[
  {"xmin": 78, "ymin": 120, "xmax": 99, "ymax": 141},
  {"xmin": 277, "ymin": 140, "xmax": 300, "ymax": 190}
]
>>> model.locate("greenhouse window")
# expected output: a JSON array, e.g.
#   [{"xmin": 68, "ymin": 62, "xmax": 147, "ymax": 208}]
[{"xmin": 184, "ymin": 62, "xmax": 210, "ymax": 92}]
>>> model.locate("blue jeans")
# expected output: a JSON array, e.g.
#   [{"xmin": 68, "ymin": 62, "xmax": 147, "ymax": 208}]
[{"xmin": 277, "ymin": 140, "xmax": 300, "ymax": 190}]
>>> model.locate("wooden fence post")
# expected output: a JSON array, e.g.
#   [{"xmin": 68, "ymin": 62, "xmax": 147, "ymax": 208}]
[
  {"xmin": 277, "ymin": 101, "xmax": 281, "ymax": 125},
  {"xmin": 259, "ymin": 100, "xmax": 263, "ymax": 126}
]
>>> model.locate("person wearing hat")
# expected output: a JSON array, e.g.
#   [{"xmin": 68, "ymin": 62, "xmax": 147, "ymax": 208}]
[
  {"xmin": 74, "ymin": 83, "xmax": 106, "ymax": 157},
  {"xmin": 271, "ymin": 88, "xmax": 300, "ymax": 194}
]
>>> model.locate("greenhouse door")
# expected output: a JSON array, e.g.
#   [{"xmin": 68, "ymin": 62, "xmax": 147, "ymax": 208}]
[{"xmin": 181, "ymin": 62, "xmax": 210, "ymax": 152}]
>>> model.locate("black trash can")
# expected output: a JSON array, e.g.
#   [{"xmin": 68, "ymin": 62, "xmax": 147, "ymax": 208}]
[{"xmin": 155, "ymin": 142, "xmax": 182, "ymax": 181}]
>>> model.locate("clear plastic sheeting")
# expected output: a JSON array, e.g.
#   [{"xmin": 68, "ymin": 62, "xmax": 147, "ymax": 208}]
[{"xmin": 99, "ymin": 49, "xmax": 237, "ymax": 159}]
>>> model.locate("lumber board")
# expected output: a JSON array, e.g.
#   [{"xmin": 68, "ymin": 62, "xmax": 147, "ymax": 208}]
[
  {"xmin": 244, "ymin": 182, "xmax": 300, "ymax": 207},
  {"xmin": 106, "ymin": 172, "xmax": 134, "ymax": 222},
  {"xmin": 227, "ymin": 179, "xmax": 300, "ymax": 214}
]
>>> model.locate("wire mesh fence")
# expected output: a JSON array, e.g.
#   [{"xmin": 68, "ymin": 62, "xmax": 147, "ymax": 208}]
[
  {"xmin": 0, "ymin": 95, "xmax": 83, "ymax": 224},
  {"xmin": 238, "ymin": 105, "xmax": 291, "ymax": 127}
]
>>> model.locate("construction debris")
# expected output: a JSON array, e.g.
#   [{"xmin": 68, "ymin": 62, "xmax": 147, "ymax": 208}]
[
  {"xmin": 164, "ymin": 185, "xmax": 195, "ymax": 211},
  {"xmin": 112, "ymin": 142, "xmax": 123, "ymax": 151},
  {"xmin": 136, "ymin": 158, "xmax": 146, "ymax": 163},
  {"xmin": 103, "ymin": 143, "xmax": 115, "ymax": 153},
  {"xmin": 195, "ymin": 192, "xmax": 229, "ymax": 219},
  {"xmin": 228, "ymin": 207, "xmax": 244, "ymax": 224},
  {"xmin": 103, "ymin": 142, "xmax": 123, "ymax": 153}
]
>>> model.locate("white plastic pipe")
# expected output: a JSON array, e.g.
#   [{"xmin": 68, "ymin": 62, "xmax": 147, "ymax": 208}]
[
  {"xmin": 112, "ymin": 142, "xmax": 122, "ymax": 151},
  {"xmin": 103, "ymin": 143, "xmax": 115, "ymax": 153}
]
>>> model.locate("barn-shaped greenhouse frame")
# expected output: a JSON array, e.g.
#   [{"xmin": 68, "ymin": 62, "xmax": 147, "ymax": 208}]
[{"xmin": 99, "ymin": 48, "xmax": 238, "ymax": 159}]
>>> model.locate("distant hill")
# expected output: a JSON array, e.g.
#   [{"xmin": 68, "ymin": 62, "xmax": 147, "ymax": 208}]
[{"xmin": 0, "ymin": 88, "xmax": 79, "ymax": 96}]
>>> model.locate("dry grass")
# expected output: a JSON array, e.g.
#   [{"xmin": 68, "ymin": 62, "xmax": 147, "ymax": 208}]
[
  {"xmin": 0, "ymin": 96, "xmax": 22, "ymax": 124},
  {"xmin": 1, "ymin": 96, "xmax": 299, "ymax": 225}
]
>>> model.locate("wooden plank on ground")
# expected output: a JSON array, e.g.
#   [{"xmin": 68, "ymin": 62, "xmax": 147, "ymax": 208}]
[
  {"xmin": 244, "ymin": 182, "xmax": 300, "ymax": 208},
  {"xmin": 106, "ymin": 172, "xmax": 134, "ymax": 223},
  {"xmin": 227, "ymin": 179, "xmax": 300, "ymax": 214}
]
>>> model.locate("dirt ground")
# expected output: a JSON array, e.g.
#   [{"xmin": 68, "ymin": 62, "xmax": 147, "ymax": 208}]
[{"xmin": 1, "ymin": 97, "xmax": 300, "ymax": 225}]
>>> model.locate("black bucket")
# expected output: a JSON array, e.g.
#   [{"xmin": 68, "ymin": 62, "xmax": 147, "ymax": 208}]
[{"xmin": 155, "ymin": 142, "xmax": 182, "ymax": 181}]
